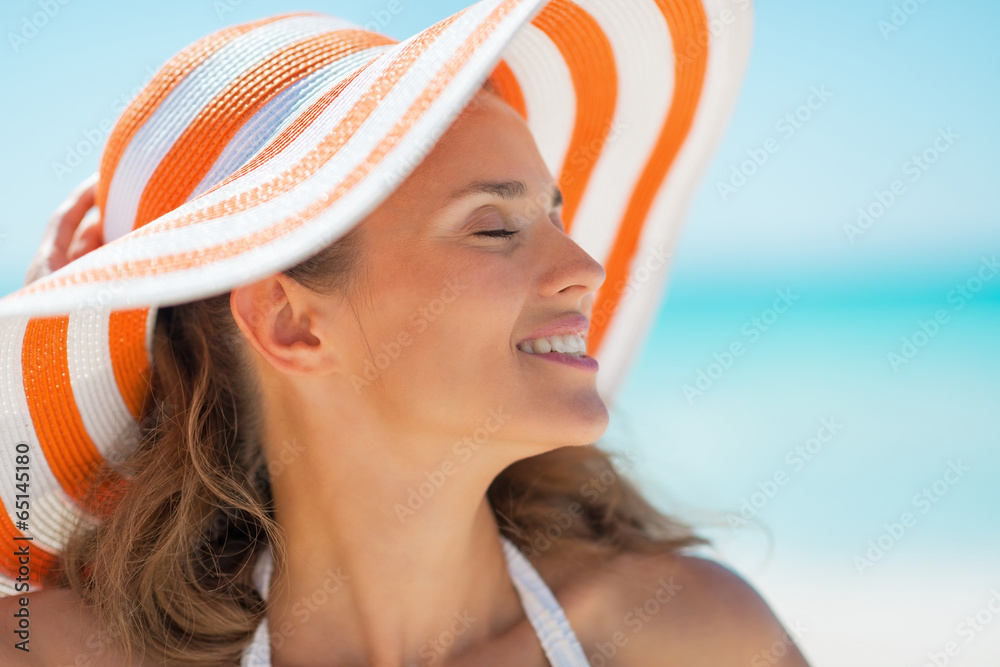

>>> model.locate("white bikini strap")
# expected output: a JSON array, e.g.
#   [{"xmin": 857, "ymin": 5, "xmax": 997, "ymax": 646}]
[
  {"xmin": 242, "ymin": 538, "xmax": 591, "ymax": 666},
  {"xmin": 241, "ymin": 546, "xmax": 274, "ymax": 666},
  {"xmin": 499, "ymin": 535, "xmax": 591, "ymax": 666}
]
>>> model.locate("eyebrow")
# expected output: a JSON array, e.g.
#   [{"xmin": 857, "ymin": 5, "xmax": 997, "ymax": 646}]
[{"xmin": 447, "ymin": 179, "xmax": 563, "ymax": 210}]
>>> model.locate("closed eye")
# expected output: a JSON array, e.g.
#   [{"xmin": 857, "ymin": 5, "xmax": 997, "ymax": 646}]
[{"xmin": 475, "ymin": 230, "xmax": 520, "ymax": 239}]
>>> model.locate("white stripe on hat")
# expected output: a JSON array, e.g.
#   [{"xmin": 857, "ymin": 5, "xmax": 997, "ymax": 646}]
[
  {"xmin": 499, "ymin": 22, "xmax": 576, "ymax": 184},
  {"xmin": 66, "ymin": 309, "xmax": 141, "ymax": 463},
  {"xmin": 188, "ymin": 45, "xmax": 393, "ymax": 201},
  {"xmin": 0, "ymin": 316, "xmax": 92, "ymax": 552},
  {"xmin": 595, "ymin": 0, "xmax": 754, "ymax": 400},
  {"xmin": 144, "ymin": 305, "xmax": 156, "ymax": 368},
  {"xmin": 569, "ymin": 0, "xmax": 676, "ymax": 268},
  {"xmin": 103, "ymin": 14, "xmax": 357, "ymax": 242},
  {"xmin": 0, "ymin": 574, "xmax": 18, "ymax": 597}
]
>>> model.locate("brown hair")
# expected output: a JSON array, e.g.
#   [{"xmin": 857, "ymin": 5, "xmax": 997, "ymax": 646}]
[{"xmin": 59, "ymin": 133, "xmax": 706, "ymax": 667}]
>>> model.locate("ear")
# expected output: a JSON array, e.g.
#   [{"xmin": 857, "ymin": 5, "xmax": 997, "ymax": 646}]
[{"xmin": 230, "ymin": 274, "xmax": 339, "ymax": 377}]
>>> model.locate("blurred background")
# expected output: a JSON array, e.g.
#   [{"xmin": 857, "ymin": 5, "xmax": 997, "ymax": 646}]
[{"xmin": 1, "ymin": 0, "xmax": 997, "ymax": 664}]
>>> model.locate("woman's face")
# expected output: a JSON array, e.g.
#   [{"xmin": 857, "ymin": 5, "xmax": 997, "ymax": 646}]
[{"xmin": 323, "ymin": 88, "xmax": 609, "ymax": 454}]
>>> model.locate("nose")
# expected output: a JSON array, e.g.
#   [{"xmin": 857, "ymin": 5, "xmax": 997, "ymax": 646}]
[{"xmin": 537, "ymin": 221, "xmax": 606, "ymax": 302}]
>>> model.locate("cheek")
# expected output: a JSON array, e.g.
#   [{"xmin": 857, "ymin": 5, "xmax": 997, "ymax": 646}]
[
  {"xmin": 354, "ymin": 243, "xmax": 529, "ymax": 379},
  {"xmin": 429, "ymin": 273, "xmax": 523, "ymax": 364},
  {"xmin": 405, "ymin": 263, "xmax": 526, "ymax": 374}
]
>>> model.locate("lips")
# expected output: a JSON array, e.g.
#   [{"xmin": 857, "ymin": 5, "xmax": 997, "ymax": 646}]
[
  {"xmin": 518, "ymin": 346, "xmax": 598, "ymax": 373},
  {"xmin": 518, "ymin": 313, "xmax": 590, "ymax": 346}
]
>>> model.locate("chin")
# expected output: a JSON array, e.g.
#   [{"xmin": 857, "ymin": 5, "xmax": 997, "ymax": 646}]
[{"xmin": 541, "ymin": 394, "xmax": 610, "ymax": 449}]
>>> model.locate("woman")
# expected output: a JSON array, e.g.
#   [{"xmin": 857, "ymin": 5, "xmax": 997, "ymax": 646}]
[{"xmin": 1, "ymin": 2, "xmax": 808, "ymax": 665}]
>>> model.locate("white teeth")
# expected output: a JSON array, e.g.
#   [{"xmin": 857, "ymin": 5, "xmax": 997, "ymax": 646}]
[{"xmin": 518, "ymin": 334, "xmax": 587, "ymax": 356}]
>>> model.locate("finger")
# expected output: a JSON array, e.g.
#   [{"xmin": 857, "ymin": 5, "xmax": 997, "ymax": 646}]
[
  {"xmin": 49, "ymin": 173, "xmax": 99, "ymax": 254},
  {"xmin": 66, "ymin": 208, "xmax": 104, "ymax": 262},
  {"xmin": 26, "ymin": 174, "xmax": 100, "ymax": 286},
  {"xmin": 74, "ymin": 171, "xmax": 98, "ymax": 209}
]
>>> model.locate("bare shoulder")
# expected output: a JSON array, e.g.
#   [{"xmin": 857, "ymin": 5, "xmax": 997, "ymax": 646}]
[
  {"xmin": 0, "ymin": 587, "xmax": 149, "ymax": 666},
  {"xmin": 554, "ymin": 550, "xmax": 811, "ymax": 667}
]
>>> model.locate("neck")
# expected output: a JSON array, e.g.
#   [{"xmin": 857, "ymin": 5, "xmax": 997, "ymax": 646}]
[{"xmin": 260, "ymin": 394, "xmax": 535, "ymax": 666}]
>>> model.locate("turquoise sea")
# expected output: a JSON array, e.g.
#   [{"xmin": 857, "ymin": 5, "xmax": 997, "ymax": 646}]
[{"xmin": 605, "ymin": 277, "xmax": 1000, "ymax": 665}]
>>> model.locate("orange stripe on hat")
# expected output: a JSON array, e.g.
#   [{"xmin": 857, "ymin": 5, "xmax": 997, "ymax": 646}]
[
  {"xmin": 22, "ymin": 317, "xmax": 101, "ymax": 504},
  {"xmin": 132, "ymin": 29, "xmax": 397, "ymax": 231},
  {"xmin": 588, "ymin": 0, "xmax": 708, "ymax": 356},
  {"xmin": 487, "ymin": 59, "xmax": 527, "ymax": 121},
  {"xmin": 21, "ymin": 317, "xmax": 130, "ymax": 516},
  {"xmin": 19, "ymin": 3, "xmax": 515, "ymax": 290},
  {"xmin": 94, "ymin": 13, "xmax": 306, "ymax": 226},
  {"xmin": 1, "ymin": 512, "xmax": 59, "ymax": 587},
  {"xmin": 531, "ymin": 1, "xmax": 617, "ymax": 233}
]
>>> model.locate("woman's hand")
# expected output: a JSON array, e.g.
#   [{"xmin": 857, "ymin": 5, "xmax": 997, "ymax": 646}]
[{"xmin": 24, "ymin": 173, "xmax": 103, "ymax": 285}]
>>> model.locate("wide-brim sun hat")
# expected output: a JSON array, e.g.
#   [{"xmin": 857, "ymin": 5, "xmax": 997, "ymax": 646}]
[{"xmin": 0, "ymin": 0, "xmax": 752, "ymax": 594}]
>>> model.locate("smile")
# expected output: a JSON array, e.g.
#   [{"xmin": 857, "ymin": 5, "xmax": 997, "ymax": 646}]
[
  {"xmin": 516, "ymin": 333, "xmax": 586, "ymax": 356},
  {"xmin": 517, "ymin": 334, "xmax": 598, "ymax": 373}
]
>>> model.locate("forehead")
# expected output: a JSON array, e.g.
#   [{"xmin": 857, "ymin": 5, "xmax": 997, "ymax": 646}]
[{"xmin": 430, "ymin": 89, "xmax": 541, "ymax": 173}]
